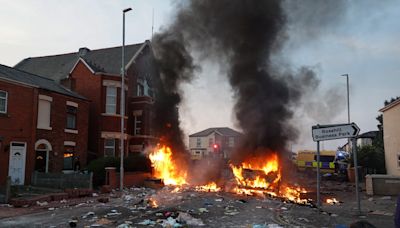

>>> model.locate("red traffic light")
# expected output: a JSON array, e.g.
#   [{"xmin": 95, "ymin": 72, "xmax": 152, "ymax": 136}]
[{"xmin": 213, "ymin": 144, "xmax": 218, "ymax": 149}]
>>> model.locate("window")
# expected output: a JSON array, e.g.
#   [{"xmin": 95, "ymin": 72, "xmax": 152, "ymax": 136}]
[
  {"xmin": 0, "ymin": 90, "xmax": 7, "ymax": 113},
  {"xmin": 63, "ymin": 146, "xmax": 75, "ymax": 170},
  {"xmin": 37, "ymin": 97, "xmax": 52, "ymax": 129},
  {"xmin": 104, "ymin": 139, "xmax": 116, "ymax": 157},
  {"xmin": 228, "ymin": 137, "xmax": 235, "ymax": 147},
  {"xmin": 106, "ymin": 86, "xmax": 117, "ymax": 114},
  {"xmin": 66, "ymin": 106, "xmax": 77, "ymax": 129},
  {"xmin": 134, "ymin": 115, "xmax": 142, "ymax": 135},
  {"xmin": 137, "ymin": 83, "xmax": 144, "ymax": 96},
  {"xmin": 397, "ymin": 154, "xmax": 400, "ymax": 168},
  {"xmin": 196, "ymin": 138, "xmax": 201, "ymax": 148},
  {"xmin": 209, "ymin": 138, "xmax": 214, "ymax": 147}
]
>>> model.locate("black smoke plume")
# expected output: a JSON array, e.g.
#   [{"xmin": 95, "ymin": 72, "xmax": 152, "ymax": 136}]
[{"xmin": 152, "ymin": 0, "xmax": 346, "ymax": 163}]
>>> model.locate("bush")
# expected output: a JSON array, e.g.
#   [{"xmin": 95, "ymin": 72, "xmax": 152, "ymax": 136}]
[
  {"xmin": 87, "ymin": 154, "xmax": 152, "ymax": 187},
  {"xmin": 357, "ymin": 145, "xmax": 386, "ymax": 174},
  {"xmin": 87, "ymin": 156, "xmax": 120, "ymax": 186}
]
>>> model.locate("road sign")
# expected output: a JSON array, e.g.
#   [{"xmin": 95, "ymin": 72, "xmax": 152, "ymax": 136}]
[{"xmin": 312, "ymin": 123, "xmax": 360, "ymax": 142}]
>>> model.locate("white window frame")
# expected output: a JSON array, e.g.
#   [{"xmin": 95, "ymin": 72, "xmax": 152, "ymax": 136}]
[
  {"xmin": 106, "ymin": 86, "xmax": 117, "ymax": 114},
  {"xmin": 0, "ymin": 90, "xmax": 8, "ymax": 114},
  {"xmin": 37, "ymin": 95, "xmax": 52, "ymax": 130},
  {"xmin": 104, "ymin": 138, "xmax": 116, "ymax": 157}
]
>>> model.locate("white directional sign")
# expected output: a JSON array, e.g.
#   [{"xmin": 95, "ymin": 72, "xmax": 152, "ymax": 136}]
[{"xmin": 312, "ymin": 123, "xmax": 360, "ymax": 142}]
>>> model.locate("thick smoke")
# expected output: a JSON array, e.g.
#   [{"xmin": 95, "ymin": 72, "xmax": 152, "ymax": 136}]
[{"xmin": 152, "ymin": 0, "xmax": 347, "ymax": 163}]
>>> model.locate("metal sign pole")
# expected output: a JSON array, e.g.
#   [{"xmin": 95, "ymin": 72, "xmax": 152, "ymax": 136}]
[
  {"xmin": 352, "ymin": 138, "xmax": 361, "ymax": 214},
  {"xmin": 316, "ymin": 140, "xmax": 321, "ymax": 209}
]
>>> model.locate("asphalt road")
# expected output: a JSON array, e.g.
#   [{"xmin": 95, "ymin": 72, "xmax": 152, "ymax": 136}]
[{"xmin": 0, "ymin": 185, "xmax": 396, "ymax": 228}]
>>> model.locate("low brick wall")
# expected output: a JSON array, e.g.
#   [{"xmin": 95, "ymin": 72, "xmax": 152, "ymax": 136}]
[
  {"xmin": 366, "ymin": 174, "xmax": 400, "ymax": 195},
  {"xmin": 0, "ymin": 177, "xmax": 11, "ymax": 203},
  {"xmin": 105, "ymin": 167, "xmax": 151, "ymax": 189},
  {"xmin": 31, "ymin": 172, "xmax": 93, "ymax": 190}
]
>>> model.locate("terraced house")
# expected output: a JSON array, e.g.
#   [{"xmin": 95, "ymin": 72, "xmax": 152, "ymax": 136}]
[
  {"xmin": 15, "ymin": 40, "xmax": 159, "ymax": 161},
  {"xmin": 0, "ymin": 64, "xmax": 89, "ymax": 185}
]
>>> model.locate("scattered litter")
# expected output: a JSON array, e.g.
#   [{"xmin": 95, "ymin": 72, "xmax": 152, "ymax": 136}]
[
  {"xmin": 36, "ymin": 201, "xmax": 48, "ymax": 206},
  {"xmin": 116, "ymin": 224, "xmax": 131, "ymax": 228},
  {"xmin": 298, "ymin": 217, "xmax": 310, "ymax": 223},
  {"xmin": 204, "ymin": 202, "xmax": 213, "ymax": 207},
  {"xmin": 280, "ymin": 207, "xmax": 287, "ymax": 210},
  {"xmin": 215, "ymin": 198, "xmax": 224, "ymax": 202},
  {"xmin": 137, "ymin": 219, "xmax": 156, "ymax": 226},
  {"xmin": 177, "ymin": 212, "xmax": 205, "ymax": 226},
  {"xmin": 198, "ymin": 208, "xmax": 209, "ymax": 213},
  {"xmin": 124, "ymin": 195, "xmax": 134, "ymax": 201},
  {"xmin": 60, "ymin": 199, "xmax": 68, "ymax": 203},
  {"xmin": 253, "ymin": 224, "xmax": 267, "ymax": 228},
  {"xmin": 224, "ymin": 206, "xmax": 239, "ymax": 216},
  {"xmin": 380, "ymin": 196, "xmax": 391, "ymax": 200},
  {"xmin": 267, "ymin": 224, "xmax": 283, "ymax": 228},
  {"xmin": 331, "ymin": 213, "xmax": 338, "ymax": 217},
  {"xmin": 107, "ymin": 212, "xmax": 122, "ymax": 217},
  {"xmin": 48, "ymin": 207, "xmax": 55, "ymax": 211},
  {"xmin": 156, "ymin": 212, "xmax": 164, "ymax": 217},
  {"xmin": 69, "ymin": 219, "xmax": 78, "ymax": 227},
  {"xmin": 75, "ymin": 203, "xmax": 86, "ymax": 207},
  {"xmin": 92, "ymin": 193, "xmax": 99, "ymax": 197},
  {"xmin": 368, "ymin": 197, "xmax": 374, "ymax": 202},
  {"xmin": 93, "ymin": 218, "xmax": 112, "ymax": 225},
  {"xmin": 256, "ymin": 206, "xmax": 262, "ymax": 209},
  {"xmin": 369, "ymin": 210, "xmax": 394, "ymax": 216},
  {"xmin": 82, "ymin": 212, "xmax": 95, "ymax": 219}
]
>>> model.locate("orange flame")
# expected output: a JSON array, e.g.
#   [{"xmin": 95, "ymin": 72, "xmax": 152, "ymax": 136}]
[
  {"xmin": 149, "ymin": 145, "xmax": 187, "ymax": 186},
  {"xmin": 326, "ymin": 198, "xmax": 339, "ymax": 205},
  {"xmin": 195, "ymin": 182, "xmax": 221, "ymax": 192}
]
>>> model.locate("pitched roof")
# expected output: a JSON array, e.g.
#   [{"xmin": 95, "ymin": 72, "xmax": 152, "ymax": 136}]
[
  {"xmin": 380, "ymin": 97, "xmax": 400, "ymax": 112},
  {"xmin": 357, "ymin": 131, "xmax": 378, "ymax": 139},
  {"xmin": 0, "ymin": 64, "xmax": 86, "ymax": 100},
  {"xmin": 189, "ymin": 127, "xmax": 242, "ymax": 137},
  {"xmin": 15, "ymin": 42, "xmax": 147, "ymax": 82}
]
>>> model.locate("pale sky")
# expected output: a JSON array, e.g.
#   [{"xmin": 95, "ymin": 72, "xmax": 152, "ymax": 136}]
[{"xmin": 1, "ymin": 0, "xmax": 399, "ymax": 152}]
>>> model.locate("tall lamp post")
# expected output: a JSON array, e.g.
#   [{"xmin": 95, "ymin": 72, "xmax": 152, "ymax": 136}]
[
  {"xmin": 341, "ymin": 74, "xmax": 350, "ymax": 150},
  {"xmin": 120, "ymin": 7, "xmax": 132, "ymax": 190}
]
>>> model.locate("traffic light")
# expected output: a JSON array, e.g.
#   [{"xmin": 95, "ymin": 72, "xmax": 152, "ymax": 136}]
[{"xmin": 213, "ymin": 144, "xmax": 219, "ymax": 153}]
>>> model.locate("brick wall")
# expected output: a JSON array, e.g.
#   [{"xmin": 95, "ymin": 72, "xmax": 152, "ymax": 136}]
[
  {"xmin": 35, "ymin": 90, "xmax": 89, "ymax": 172},
  {"xmin": 0, "ymin": 80, "xmax": 37, "ymax": 185},
  {"xmin": 70, "ymin": 61, "xmax": 102, "ymax": 158}
]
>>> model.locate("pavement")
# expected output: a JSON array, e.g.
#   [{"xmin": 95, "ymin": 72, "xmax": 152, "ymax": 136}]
[{"xmin": 0, "ymin": 181, "xmax": 396, "ymax": 228}]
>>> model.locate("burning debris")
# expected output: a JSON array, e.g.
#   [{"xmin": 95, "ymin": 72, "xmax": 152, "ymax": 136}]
[{"xmin": 147, "ymin": 0, "xmax": 348, "ymax": 209}]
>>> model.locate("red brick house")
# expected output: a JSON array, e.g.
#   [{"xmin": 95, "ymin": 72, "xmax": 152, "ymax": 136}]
[
  {"xmin": 15, "ymin": 40, "xmax": 158, "ymax": 160},
  {"xmin": 0, "ymin": 64, "xmax": 89, "ymax": 185}
]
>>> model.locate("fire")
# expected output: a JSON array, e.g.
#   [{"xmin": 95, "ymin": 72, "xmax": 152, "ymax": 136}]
[
  {"xmin": 148, "ymin": 145, "xmax": 309, "ymax": 205},
  {"xmin": 149, "ymin": 198, "xmax": 158, "ymax": 208},
  {"xmin": 230, "ymin": 153, "xmax": 281, "ymax": 191},
  {"xmin": 230, "ymin": 153, "xmax": 308, "ymax": 204},
  {"xmin": 149, "ymin": 145, "xmax": 187, "ymax": 186},
  {"xmin": 326, "ymin": 198, "xmax": 339, "ymax": 205},
  {"xmin": 195, "ymin": 182, "xmax": 221, "ymax": 192}
]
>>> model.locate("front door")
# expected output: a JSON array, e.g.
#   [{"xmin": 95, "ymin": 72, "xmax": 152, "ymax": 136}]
[
  {"xmin": 35, "ymin": 150, "xmax": 47, "ymax": 172},
  {"xmin": 8, "ymin": 142, "xmax": 27, "ymax": 185}
]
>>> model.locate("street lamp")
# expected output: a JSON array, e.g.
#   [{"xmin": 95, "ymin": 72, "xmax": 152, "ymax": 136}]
[
  {"xmin": 120, "ymin": 7, "xmax": 132, "ymax": 191},
  {"xmin": 341, "ymin": 74, "xmax": 350, "ymax": 151}
]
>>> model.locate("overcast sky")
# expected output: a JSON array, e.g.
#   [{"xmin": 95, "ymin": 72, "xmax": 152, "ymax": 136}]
[{"xmin": 1, "ymin": 0, "xmax": 399, "ymax": 152}]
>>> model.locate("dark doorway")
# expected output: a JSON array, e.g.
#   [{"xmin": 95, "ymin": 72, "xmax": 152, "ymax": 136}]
[{"xmin": 35, "ymin": 150, "xmax": 47, "ymax": 172}]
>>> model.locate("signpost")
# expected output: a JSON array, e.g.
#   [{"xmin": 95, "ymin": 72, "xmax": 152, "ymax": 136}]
[{"xmin": 311, "ymin": 123, "xmax": 361, "ymax": 213}]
